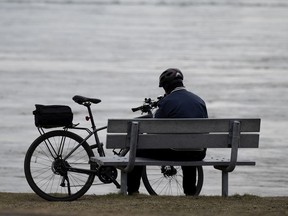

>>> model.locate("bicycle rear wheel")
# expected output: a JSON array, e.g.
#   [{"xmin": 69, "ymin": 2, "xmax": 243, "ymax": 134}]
[
  {"xmin": 24, "ymin": 130, "xmax": 96, "ymax": 201},
  {"xmin": 142, "ymin": 166, "xmax": 204, "ymax": 196}
]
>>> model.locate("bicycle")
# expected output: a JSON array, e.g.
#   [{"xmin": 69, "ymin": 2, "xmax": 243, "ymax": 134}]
[{"xmin": 24, "ymin": 95, "xmax": 204, "ymax": 201}]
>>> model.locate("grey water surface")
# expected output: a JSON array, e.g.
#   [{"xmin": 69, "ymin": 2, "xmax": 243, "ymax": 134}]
[{"xmin": 0, "ymin": 0, "xmax": 287, "ymax": 196}]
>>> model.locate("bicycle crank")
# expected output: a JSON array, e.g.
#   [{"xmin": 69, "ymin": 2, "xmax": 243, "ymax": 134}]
[{"xmin": 98, "ymin": 166, "xmax": 118, "ymax": 184}]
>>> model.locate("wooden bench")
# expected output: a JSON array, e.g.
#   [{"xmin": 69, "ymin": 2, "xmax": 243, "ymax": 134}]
[{"xmin": 90, "ymin": 118, "xmax": 261, "ymax": 196}]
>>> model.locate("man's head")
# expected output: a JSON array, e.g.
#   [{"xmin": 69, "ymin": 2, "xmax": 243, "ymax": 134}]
[{"xmin": 159, "ymin": 68, "xmax": 184, "ymax": 94}]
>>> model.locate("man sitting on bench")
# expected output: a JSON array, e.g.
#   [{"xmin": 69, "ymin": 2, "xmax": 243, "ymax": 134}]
[{"xmin": 127, "ymin": 68, "xmax": 208, "ymax": 196}]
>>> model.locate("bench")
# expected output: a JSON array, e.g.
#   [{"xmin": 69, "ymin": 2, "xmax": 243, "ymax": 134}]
[{"xmin": 90, "ymin": 118, "xmax": 261, "ymax": 196}]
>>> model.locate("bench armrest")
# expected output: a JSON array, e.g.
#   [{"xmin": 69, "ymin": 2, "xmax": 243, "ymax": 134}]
[
  {"xmin": 215, "ymin": 120, "xmax": 240, "ymax": 172},
  {"xmin": 121, "ymin": 121, "xmax": 139, "ymax": 173}
]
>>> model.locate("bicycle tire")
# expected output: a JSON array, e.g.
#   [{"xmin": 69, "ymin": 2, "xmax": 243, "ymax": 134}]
[
  {"xmin": 24, "ymin": 130, "xmax": 96, "ymax": 201},
  {"xmin": 142, "ymin": 166, "xmax": 204, "ymax": 196}
]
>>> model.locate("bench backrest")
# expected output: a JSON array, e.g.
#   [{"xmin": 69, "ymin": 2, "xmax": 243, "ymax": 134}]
[{"xmin": 106, "ymin": 118, "xmax": 261, "ymax": 149}]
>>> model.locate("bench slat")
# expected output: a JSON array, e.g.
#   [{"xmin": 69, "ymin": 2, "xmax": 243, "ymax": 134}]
[
  {"xmin": 90, "ymin": 156, "xmax": 256, "ymax": 166},
  {"xmin": 107, "ymin": 118, "xmax": 261, "ymax": 133},
  {"xmin": 106, "ymin": 134, "xmax": 259, "ymax": 149}
]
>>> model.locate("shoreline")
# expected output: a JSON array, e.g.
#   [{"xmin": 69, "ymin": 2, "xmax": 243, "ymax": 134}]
[{"xmin": 0, "ymin": 193, "xmax": 287, "ymax": 216}]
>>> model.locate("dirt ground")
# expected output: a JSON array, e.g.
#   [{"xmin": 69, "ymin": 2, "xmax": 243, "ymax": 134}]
[{"xmin": 0, "ymin": 193, "xmax": 287, "ymax": 216}]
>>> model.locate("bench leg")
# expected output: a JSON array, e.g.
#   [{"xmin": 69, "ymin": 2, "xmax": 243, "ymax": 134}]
[
  {"xmin": 120, "ymin": 171, "xmax": 128, "ymax": 195},
  {"xmin": 222, "ymin": 171, "xmax": 228, "ymax": 197}
]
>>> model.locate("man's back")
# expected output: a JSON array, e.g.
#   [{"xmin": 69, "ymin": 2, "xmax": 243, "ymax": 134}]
[{"xmin": 155, "ymin": 88, "xmax": 208, "ymax": 118}]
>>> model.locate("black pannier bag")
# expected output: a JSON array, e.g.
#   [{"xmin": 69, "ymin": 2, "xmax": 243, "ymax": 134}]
[{"xmin": 33, "ymin": 104, "xmax": 73, "ymax": 128}]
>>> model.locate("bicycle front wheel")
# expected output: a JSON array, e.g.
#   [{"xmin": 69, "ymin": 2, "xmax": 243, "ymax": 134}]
[
  {"xmin": 142, "ymin": 166, "xmax": 204, "ymax": 196},
  {"xmin": 24, "ymin": 130, "xmax": 96, "ymax": 201}
]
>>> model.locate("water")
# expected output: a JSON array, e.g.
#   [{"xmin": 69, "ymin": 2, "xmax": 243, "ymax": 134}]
[{"xmin": 0, "ymin": 0, "xmax": 287, "ymax": 196}]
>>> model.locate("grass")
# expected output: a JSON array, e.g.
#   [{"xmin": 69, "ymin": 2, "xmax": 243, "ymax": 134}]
[{"xmin": 0, "ymin": 193, "xmax": 287, "ymax": 216}]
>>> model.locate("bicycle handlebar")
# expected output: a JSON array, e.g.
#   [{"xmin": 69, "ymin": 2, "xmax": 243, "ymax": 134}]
[
  {"xmin": 131, "ymin": 96, "xmax": 163, "ymax": 114},
  {"xmin": 131, "ymin": 106, "xmax": 143, "ymax": 112}
]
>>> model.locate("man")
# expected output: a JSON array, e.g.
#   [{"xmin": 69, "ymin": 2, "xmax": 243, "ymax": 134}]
[{"xmin": 127, "ymin": 68, "xmax": 208, "ymax": 195}]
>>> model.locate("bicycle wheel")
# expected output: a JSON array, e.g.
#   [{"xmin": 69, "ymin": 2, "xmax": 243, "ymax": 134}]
[
  {"xmin": 24, "ymin": 130, "xmax": 96, "ymax": 201},
  {"xmin": 142, "ymin": 166, "xmax": 204, "ymax": 196}
]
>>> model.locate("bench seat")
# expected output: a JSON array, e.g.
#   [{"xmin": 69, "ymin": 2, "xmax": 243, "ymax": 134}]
[{"xmin": 91, "ymin": 156, "xmax": 256, "ymax": 167}]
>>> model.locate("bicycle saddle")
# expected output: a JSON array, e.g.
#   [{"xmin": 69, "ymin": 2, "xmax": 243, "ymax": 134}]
[{"xmin": 72, "ymin": 95, "xmax": 101, "ymax": 105}]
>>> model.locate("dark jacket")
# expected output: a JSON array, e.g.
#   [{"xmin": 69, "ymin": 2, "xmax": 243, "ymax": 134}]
[{"xmin": 155, "ymin": 88, "xmax": 208, "ymax": 119}]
